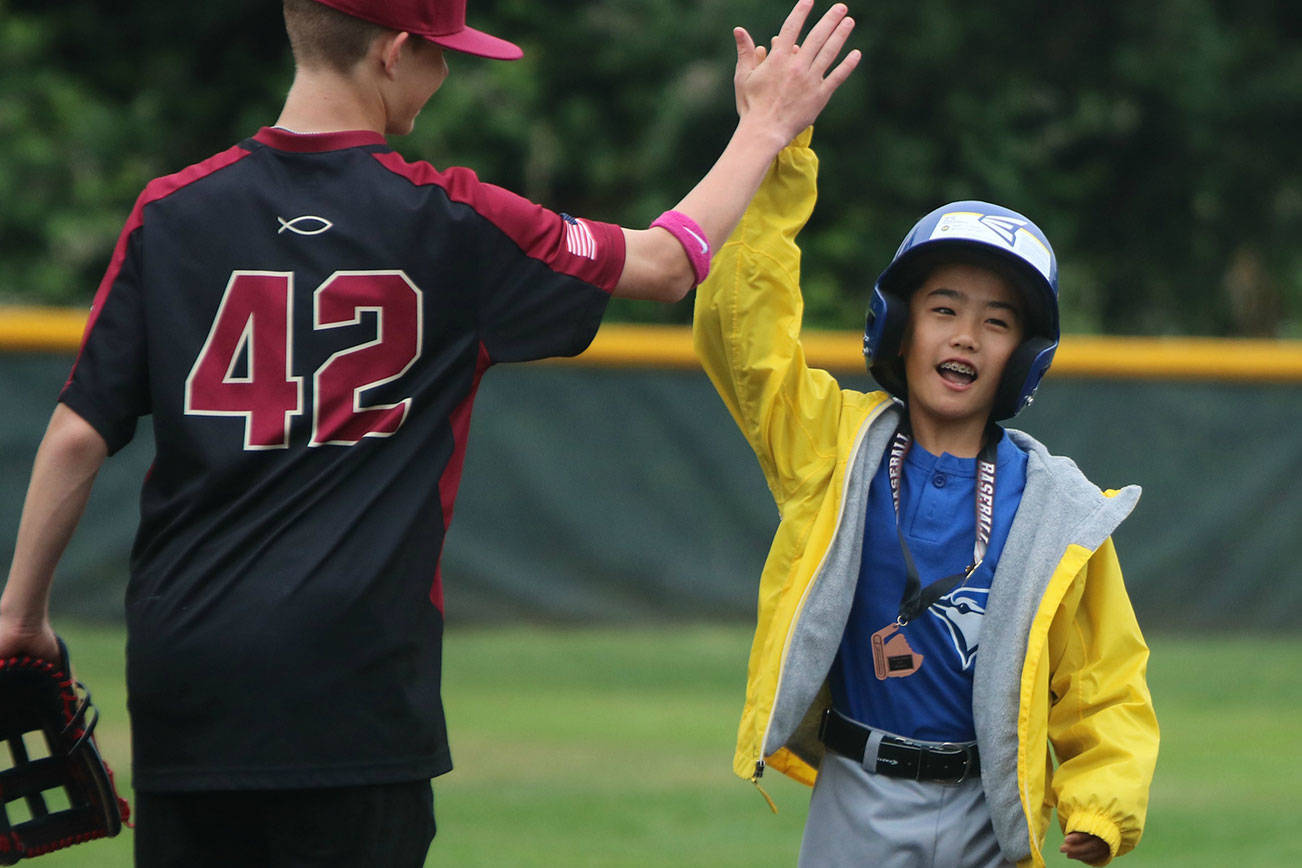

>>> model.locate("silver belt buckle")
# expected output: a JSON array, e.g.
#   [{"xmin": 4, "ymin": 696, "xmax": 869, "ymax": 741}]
[{"xmin": 928, "ymin": 742, "xmax": 975, "ymax": 784}]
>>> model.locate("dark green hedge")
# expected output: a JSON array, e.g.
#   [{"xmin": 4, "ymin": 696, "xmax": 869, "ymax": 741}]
[{"xmin": 1, "ymin": 0, "xmax": 1299, "ymax": 336}]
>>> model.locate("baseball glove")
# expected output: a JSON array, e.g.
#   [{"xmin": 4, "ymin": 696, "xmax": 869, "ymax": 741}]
[{"xmin": 0, "ymin": 638, "xmax": 129, "ymax": 864}]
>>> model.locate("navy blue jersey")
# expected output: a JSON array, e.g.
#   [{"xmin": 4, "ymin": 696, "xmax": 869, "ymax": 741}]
[
  {"xmin": 830, "ymin": 431, "xmax": 1028, "ymax": 742},
  {"xmin": 61, "ymin": 127, "xmax": 623, "ymax": 790}
]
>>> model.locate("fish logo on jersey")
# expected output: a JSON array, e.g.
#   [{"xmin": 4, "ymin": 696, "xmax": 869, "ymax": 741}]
[
  {"xmin": 929, "ymin": 586, "xmax": 989, "ymax": 670},
  {"xmin": 277, "ymin": 215, "xmax": 334, "ymax": 236}
]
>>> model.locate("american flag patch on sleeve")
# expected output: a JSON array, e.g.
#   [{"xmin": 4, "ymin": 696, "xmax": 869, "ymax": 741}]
[{"xmin": 561, "ymin": 213, "xmax": 597, "ymax": 260}]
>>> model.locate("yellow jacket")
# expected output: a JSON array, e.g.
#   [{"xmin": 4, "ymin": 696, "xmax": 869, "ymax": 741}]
[{"xmin": 692, "ymin": 129, "xmax": 1158, "ymax": 866}]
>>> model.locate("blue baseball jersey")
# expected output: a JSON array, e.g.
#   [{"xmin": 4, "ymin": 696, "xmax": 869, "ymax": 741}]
[
  {"xmin": 830, "ymin": 431, "xmax": 1028, "ymax": 742},
  {"xmin": 62, "ymin": 127, "xmax": 625, "ymax": 791}
]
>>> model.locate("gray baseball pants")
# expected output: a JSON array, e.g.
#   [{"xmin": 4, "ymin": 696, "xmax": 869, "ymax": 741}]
[{"xmin": 798, "ymin": 753, "xmax": 1014, "ymax": 867}]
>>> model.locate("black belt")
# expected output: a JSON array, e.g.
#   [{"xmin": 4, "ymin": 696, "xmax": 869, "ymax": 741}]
[{"xmin": 819, "ymin": 708, "xmax": 980, "ymax": 784}]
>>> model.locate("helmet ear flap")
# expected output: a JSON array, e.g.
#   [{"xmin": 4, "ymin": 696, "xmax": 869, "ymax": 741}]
[
  {"xmin": 863, "ymin": 286, "xmax": 910, "ymax": 401},
  {"xmin": 992, "ymin": 336, "xmax": 1056, "ymax": 421}
]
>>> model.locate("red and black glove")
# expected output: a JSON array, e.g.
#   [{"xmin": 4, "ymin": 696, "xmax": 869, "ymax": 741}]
[{"xmin": 0, "ymin": 638, "xmax": 128, "ymax": 864}]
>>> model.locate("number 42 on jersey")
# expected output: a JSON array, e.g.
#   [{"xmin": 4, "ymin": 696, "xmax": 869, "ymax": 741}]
[{"xmin": 184, "ymin": 270, "xmax": 423, "ymax": 450}]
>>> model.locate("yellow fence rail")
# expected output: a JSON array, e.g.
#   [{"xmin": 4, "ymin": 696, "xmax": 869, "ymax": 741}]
[
  {"xmin": 0, "ymin": 307, "xmax": 92, "ymax": 354},
  {"xmin": 4, "ymin": 306, "xmax": 1302, "ymax": 382},
  {"xmin": 571, "ymin": 324, "xmax": 1302, "ymax": 382}
]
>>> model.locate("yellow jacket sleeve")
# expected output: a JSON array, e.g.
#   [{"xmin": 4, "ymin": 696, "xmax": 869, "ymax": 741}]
[
  {"xmin": 1045, "ymin": 537, "xmax": 1160, "ymax": 863},
  {"xmin": 692, "ymin": 128, "xmax": 848, "ymax": 510}
]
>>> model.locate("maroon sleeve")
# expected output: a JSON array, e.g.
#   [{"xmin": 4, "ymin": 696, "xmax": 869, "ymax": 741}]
[
  {"xmin": 371, "ymin": 153, "xmax": 625, "ymax": 363},
  {"xmin": 60, "ymin": 197, "xmax": 151, "ymax": 455},
  {"xmin": 61, "ymin": 145, "xmax": 252, "ymax": 454}
]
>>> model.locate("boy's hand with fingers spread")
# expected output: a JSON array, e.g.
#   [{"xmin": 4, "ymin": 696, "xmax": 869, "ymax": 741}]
[
  {"xmin": 733, "ymin": 0, "xmax": 860, "ymax": 136},
  {"xmin": 619, "ymin": 0, "xmax": 859, "ymax": 300}
]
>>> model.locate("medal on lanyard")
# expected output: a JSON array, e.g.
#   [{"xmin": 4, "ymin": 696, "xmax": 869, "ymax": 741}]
[
  {"xmin": 870, "ymin": 621, "xmax": 924, "ymax": 680},
  {"xmin": 870, "ymin": 420, "xmax": 999, "ymax": 681}
]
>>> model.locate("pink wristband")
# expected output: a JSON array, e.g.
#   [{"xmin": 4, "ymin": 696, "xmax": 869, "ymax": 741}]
[{"xmin": 651, "ymin": 210, "xmax": 712, "ymax": 285}]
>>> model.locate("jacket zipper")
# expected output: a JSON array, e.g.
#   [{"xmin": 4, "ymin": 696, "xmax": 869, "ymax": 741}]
[
  {"xmin": 751, "ymin": 761, "xmax": 779, "ymax": 812},
  {"xmin": 755, "ymin": 401, "xmax": 891, "ymax": 774}
]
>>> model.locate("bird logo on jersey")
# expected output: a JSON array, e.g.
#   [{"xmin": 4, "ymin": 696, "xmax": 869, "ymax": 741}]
[{"xmin": 930, "ymin": 585, "xmax": 988, "ymax": 670}]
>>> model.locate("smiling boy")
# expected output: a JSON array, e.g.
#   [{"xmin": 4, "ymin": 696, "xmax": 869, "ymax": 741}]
[
  {"xmin": 899, "ymin": 263, "xmax": 1027, "ymax": 456},
  {"xmin": 694, "ymin": 125, "xmax": 1158, "ymax": 867}
]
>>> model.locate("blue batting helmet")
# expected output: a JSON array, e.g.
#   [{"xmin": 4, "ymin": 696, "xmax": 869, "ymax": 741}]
[{"xmin": 862, "ymin": 201, "xmax": 1060, "ymax": 420}]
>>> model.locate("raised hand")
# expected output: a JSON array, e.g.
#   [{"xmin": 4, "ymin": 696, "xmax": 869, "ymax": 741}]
[
  {"xmin": 616, "ymin": 1, "xmax": 861, "ymax": 300},
  {"xmin": 733, "ymin": 0, "xmax": 860, "ymax": 140}
]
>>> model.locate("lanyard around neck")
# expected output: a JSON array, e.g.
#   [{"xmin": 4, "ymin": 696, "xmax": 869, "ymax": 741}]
[{"xmin": 886, "ymin": 420, "xmax": 999, "ymax": 626}]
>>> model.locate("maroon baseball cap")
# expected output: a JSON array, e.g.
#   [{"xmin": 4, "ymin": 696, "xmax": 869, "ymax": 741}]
[{"xmin": 312, "ymin": 0, "xmax": 523, "ymax": 60}]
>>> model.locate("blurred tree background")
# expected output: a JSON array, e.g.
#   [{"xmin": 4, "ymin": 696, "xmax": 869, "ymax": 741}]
[{"xmin": 1, "ymin": 0, "xmax": 1299, "ymax": 336}]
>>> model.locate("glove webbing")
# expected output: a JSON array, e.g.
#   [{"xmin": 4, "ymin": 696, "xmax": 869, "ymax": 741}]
[{"xmin": 0, "ymin": 651, "xmax": 129, "ymax": 865}]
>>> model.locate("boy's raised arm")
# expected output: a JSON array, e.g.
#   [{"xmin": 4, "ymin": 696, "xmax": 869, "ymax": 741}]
[{"xmin": 614, "ymin": 0, "xmax": 860, "ymax": 301}]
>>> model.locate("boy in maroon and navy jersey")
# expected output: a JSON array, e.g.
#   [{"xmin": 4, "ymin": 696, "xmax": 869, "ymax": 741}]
[{"xmin": 0, "ymin": 0, "xmax": 860, "ymax": 864}]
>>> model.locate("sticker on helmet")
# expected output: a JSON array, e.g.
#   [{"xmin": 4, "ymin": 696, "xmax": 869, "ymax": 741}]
[{"xmin": 929, "ymin": 211, "xmax": 1053, "ymax": 283}]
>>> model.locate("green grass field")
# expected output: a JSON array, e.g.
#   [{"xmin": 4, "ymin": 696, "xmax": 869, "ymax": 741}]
[{"xmin": 21, "ymin": 623, "xmax": 1302, "ymax": 867}]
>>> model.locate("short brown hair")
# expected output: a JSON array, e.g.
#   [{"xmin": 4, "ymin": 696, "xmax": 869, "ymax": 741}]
[{"xmin": 283, "ymin": 0, "xmax": 389, "ymax": 73}]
